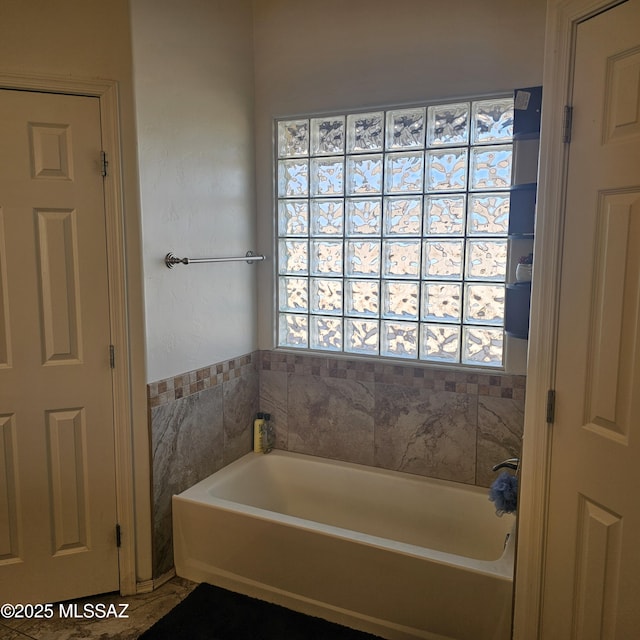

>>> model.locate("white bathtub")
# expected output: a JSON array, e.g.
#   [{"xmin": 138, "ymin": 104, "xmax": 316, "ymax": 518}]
[{"xmin": 173, "ymin": 450, "xmax": 515, "ymax": 640}]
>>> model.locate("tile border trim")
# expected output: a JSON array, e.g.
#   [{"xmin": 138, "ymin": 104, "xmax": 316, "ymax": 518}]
[
  {"xmin": 147, "ymin": 352, "xmax": 257, "ymax": 408},
  {"xmin": 259, "ymin": 350, "xmax": 526, "ymax": 400},
  {"xmin": 148, "ymin": 350, "xmax": 525, "ymax": 408}
]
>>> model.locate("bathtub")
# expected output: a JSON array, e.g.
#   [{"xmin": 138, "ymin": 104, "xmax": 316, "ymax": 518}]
[{"xmin": 173, "ymin": 450, "xmax": 515, "ymax": 640}]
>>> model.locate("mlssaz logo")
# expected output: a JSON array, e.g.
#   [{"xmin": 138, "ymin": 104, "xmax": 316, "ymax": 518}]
[{"xmin": 58, "ymin": 603, "xmax": 129, "ymax": 619}]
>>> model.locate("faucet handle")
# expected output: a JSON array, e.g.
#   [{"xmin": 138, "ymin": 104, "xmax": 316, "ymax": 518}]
[{"xmin": 492, "ymin": 457, "xmax": 520, "ymax": 472}]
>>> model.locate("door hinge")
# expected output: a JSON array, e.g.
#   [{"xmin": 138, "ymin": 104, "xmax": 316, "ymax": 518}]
[
  {"xmin": 109, "ymin": 344, "xmax": 115, "ymax": 369},
  {"xmin": 116, "ymin": 524, "xmax": 122, "ymax": 548},
  {"xmin": 101, "ymin": 150, "xmax": 109, "ymax": 177},
  {"xmin": 546, "ymin": 389, "xmax": 556, "ymax": 424},
  {"xmin": 562, "ymin": 105, "xmax": 573, "ymax": 143}
]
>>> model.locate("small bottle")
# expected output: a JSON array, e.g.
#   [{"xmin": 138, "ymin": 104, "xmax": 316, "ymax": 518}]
[
  {"xmin": 261, "ymin": 413, "xmax": 275, "ymax": 453},
  {"xmin": 253, "ymin": 412, "xmax": 265, "ymax": 453}
]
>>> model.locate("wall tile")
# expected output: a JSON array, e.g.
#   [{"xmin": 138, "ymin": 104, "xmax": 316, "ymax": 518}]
[
  {"xmin": 149, "ymin": 352, "xmax": 259, "ymax": 578},
  {"xmin": 477, "ymin": 395, "xmax": 525, "ymax": 487},
  {"xmin": 259, "ymin": 369, "xmax": 288, "ymax": 449},
  {"xmin": 287, "ymin": 374, "xmax": 375, "ymax": 466},
  {"xmin": 149, "ymin": 352, "xmax": 257, "ymax": 407},
  {"xmin": 151, "ymin": 385, "xmax": 224, "ymax": 576},
  {"xmin": 257, "ymin": 351, "xmax": 526, "ymax": 487},
  {"xmin": 374, "ymin": 384, "xmax": 478, "ymax": 483},
  {"xmin": 223, "ymin": 369, "xmax": 259, "ymax": 464}
]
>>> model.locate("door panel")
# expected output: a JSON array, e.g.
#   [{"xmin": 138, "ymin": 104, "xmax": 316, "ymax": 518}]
[
  {"xmin": 541, "ymin": 1, "xmax": 640, "ymax": 637},
  {"xmin": 586, "ymin": 191, "xmax": 640, "ymax": 443},
  {"xmin": 0, "ymin": 89, "xmax": 118, "ymax": 603}
]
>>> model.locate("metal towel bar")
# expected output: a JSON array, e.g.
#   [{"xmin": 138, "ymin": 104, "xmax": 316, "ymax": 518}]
[{"xmin": 165, "ymin": 251, "xmax": 266, "ymax": 268}]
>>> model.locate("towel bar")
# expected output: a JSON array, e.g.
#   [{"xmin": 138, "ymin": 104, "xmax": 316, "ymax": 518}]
[{"xmin": 165, "ymin": 251, "xmax": 266, "ymax": 268}]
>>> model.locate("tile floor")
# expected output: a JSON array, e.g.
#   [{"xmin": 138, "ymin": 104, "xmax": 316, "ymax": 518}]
[{"xmin": 0, "ymin": 576, "xmax": 196, "ymax": 640}]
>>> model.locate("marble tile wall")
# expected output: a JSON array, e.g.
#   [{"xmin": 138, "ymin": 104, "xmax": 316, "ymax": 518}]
[
  {"xmin": 148, "ymin": 353, "xmax": 258, "ymax": 578},
  {"xmin": 149, "ymin": 349, "xmax": 525, "ymax": 578},
  {"xmin": 258, "ymin": 351, "xmax": 525, "ymax": 488}
]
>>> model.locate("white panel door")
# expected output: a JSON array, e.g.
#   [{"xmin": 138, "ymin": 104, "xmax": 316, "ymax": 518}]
[
  {"xmin": 541, "ymin": 1, "xmax": 640, "ymax": 637},
  {"xmin": 0, "ymin": 89, "xmax": 119, "ymax": 603}
]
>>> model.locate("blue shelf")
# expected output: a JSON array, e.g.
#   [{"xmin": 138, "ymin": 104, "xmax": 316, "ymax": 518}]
[
  {"xmin": 505, "ymin": 282, "xmax": 532, "ymax": 339},
  {"xmin": 508, "ymin": 183, "xmax": 537, "ymax": 236},
  {"xmin": 513, "ymin": 86, "xmax": 542, "ymax": 138}
]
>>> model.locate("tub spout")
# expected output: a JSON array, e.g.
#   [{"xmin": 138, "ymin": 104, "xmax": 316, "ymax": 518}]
[{"xmin": 492, "ymin": 457, "xmax": 519, "ymax": 472}]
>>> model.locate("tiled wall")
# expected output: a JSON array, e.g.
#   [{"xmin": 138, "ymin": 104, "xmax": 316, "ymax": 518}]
[
  {"xmin": 148, "ymin": 349, "xmax": 525, "ymax": 578},
  {"xmin": 259, "ymin": 351, "xmax": 525, "ymax": 487},
  {"xmin": 148, "ymin": 354, "xmax": 258, "ymax": 578}
]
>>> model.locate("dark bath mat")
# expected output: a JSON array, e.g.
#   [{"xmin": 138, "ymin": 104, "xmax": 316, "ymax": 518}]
[{"xmin": 138, "ymin": 582, "xmax": 385, "ymax": 640}]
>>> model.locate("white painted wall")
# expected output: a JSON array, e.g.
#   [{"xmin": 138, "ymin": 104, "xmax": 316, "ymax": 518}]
[
  {"xmin": 131, "ymin": 0, "xmax": 257, "ymax": 383},
  {"xmin": 253, "ymin": 0, "xmax": 547, "ymax": 351},
  {"xmin": 130, "ymin": 0, "xmax": 547, "ymax": 381}
]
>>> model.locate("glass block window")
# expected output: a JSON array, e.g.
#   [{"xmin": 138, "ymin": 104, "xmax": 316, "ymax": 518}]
[{"xmin": 276, "ymin": 97, "xmax": 513, "ymax": 367}]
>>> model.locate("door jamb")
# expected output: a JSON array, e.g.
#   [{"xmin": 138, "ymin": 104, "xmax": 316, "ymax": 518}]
[
  {"xmin": 0, "ymin": 73, "xmax": 138, "ymax": 595},
  {"xmin": 513, "ymin": 0, "xmax": 628, "ymax": 636}
]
